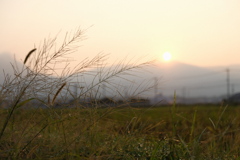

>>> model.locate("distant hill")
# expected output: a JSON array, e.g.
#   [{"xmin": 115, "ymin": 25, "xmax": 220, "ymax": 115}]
[
  {"xmin": 146, "ymin": 61, "xmax": 240, "ymax": 98},
  {"xmin": 84, "ymin": 60, "xmax": 240, "ymax": 98},
  {"xmin": 0, "ymin": 53, "xmax": 23, "ymax": 84},
  {"xmin": 1, "ymin": 53, "xmax": 240, "ymax": 99},
  {"xmin": 67, "ymin": 60, "xmax": 234, "ymax": 98}
]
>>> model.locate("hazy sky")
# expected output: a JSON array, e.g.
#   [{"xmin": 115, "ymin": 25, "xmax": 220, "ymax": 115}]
[{"xmin": 1, "ymin": 0, "xmax": 240, "ymax": 67}]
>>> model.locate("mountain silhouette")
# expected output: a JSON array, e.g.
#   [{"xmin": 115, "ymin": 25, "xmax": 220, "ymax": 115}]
[
  {"xmin": 143, "ymin": 61, "xmax": 240, "ymax": 98},
  {"xmin": 1, "ymin": 54, "xmax": 239, "ymax": 99},
  {"xmin": 0, "ymin": 53, "xmax": 24, "ymax": 83}
]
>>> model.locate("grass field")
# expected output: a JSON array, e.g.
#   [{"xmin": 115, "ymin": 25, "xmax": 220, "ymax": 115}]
[
  {"xmin": 1, "ymin": 28, "xmax": 239, "ymax": 159},
  {"xmin": 1, "ymin": 104, "xmax": 240, "ymax": 159}
]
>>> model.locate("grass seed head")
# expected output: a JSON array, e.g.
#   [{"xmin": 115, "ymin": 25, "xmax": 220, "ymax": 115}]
[
  {"xmin": 24, "ymin": 48, "xmax": 37, "ymax": 64},
  {"xmin": 52, "ymin": 82, "xmax": 67, "ymax": 105}
]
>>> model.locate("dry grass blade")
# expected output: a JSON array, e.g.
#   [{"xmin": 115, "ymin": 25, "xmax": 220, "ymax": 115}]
[
  {"xmin": 24, "ymin": 48, "xmax": 37, "ymax": 64},
  {"xmin": 51, "ymin": 82, "xmax": 66, "ymax": 105}
]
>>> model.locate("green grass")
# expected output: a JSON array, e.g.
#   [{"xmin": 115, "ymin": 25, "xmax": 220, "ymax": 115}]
[
  {"xmin": 1, "ymin": 104, "xmax": 240, "ymax": 159},
  {"xmin": 1, "ymin": 28, "xmax": 239, "ymax": 159}
]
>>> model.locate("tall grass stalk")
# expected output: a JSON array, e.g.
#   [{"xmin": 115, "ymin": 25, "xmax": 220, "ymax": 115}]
[
  {"xmin": 171, "ymin": 91, "xmax": 177, "ymax": 137},
  {"xmin": 189, "ymin": 107, "xmax": 197, "ymax": 143},
  {"xmin": 0, "ymin": 27, "xmax": 154, "ymax": 159}
]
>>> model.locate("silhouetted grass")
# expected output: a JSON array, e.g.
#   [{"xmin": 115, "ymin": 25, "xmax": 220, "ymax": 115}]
[
  {"xmin": 1, "ymin": 27, "xmax": 240, "ymax": 159},
  {"xmin": 0, "ymin": 27, "xmax": 155, "ymax": 159}
]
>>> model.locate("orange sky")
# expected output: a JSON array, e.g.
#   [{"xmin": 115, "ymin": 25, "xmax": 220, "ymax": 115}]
[{"xmin": 1, "ymin": 0, "xmax": 240, "ymax": 67}]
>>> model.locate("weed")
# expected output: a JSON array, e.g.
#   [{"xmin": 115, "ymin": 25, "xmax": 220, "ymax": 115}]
[{"xmin": 0, "ymin": 27, "xmax": 154, "ymax": 159}]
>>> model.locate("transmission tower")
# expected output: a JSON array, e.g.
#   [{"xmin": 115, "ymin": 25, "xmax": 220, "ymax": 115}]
[{"xmin": 226, "ymin": 68, "xmax": 230, "ymax": 99}]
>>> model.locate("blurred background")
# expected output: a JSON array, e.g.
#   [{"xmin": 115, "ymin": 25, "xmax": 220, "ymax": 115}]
[{"xmin": 1, "ymin": 0, "xmax": 240, "ymax": 104}]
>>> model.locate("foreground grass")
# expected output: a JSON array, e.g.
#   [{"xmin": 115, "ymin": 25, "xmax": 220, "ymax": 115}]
[{"xmin": 1, "ymin": 104, "xmax": 240, "ymax": 159}]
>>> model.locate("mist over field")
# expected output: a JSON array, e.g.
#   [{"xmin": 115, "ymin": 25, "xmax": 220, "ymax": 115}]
[
  {"xmin": 2, "ymin": 1, "xmax": 240, "ymax": 159},
  {"xmin": 0, "ymin": 53, "xmax": 22, "ymax": 83},
  {"xmin": 1, "ymin": 52, "xmax": 240, "ymax": 102}
]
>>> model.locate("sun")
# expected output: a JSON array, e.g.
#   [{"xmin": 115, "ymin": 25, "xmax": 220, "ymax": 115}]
[{"xmin": 162, "ymin": 52, "xmax": 172, "ymax": 61}]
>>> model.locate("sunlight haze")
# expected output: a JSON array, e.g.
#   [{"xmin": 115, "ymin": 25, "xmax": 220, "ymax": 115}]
[
  {"xmin": 1, "ymin": 0, "xmax": 240, "ymax": 67},
  {"xmin": 162, "ymin": 52, "xmax": 172, "ymax": 62}
]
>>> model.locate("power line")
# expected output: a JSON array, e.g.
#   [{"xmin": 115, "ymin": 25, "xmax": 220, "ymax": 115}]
[
  {"xmin": 165, "ymin": 70, "xmax": 224, "ymax": 81},
  {"xmin": 155, "ymin": 67, "xmax": 240, "ymax": 96},
  {"xmin": 161, "ymin": 83, "xmax": 226, "ymax": 90},
  {"xmin": 187, "ymin": 84, "xmax": 226, "ymax": 90}
]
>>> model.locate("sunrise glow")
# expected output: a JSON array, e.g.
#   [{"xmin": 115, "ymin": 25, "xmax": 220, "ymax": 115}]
[{"xmin": 163, "ymin": 52, "xmax": 172, "ymax": 61}]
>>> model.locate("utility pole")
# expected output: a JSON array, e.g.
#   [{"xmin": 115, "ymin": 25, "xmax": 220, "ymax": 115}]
[
  {"xmin": 75, "ymin": 83, "xmax": 78, "ymax": 98},
  {"xmin": 231, "ymin": 84, "xmax": 235, "ymax": 95},
  {"xmin": 154, "ymin": 77, "xmax": 158, "ymax": 98},
  {"xmin": 226, "ymin": 68, "xmax": 230, "ymax": 99},
  {"xmin": 102, "ymin": 83, "xmax": 106, "ymax": 98},
  {"xmin": 182, "ymin": 87, "xmax": 186, "ymax": 104},
  {"xmin": 124, "ymin": 86, "xmax": 128, "ymax": 99}
]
